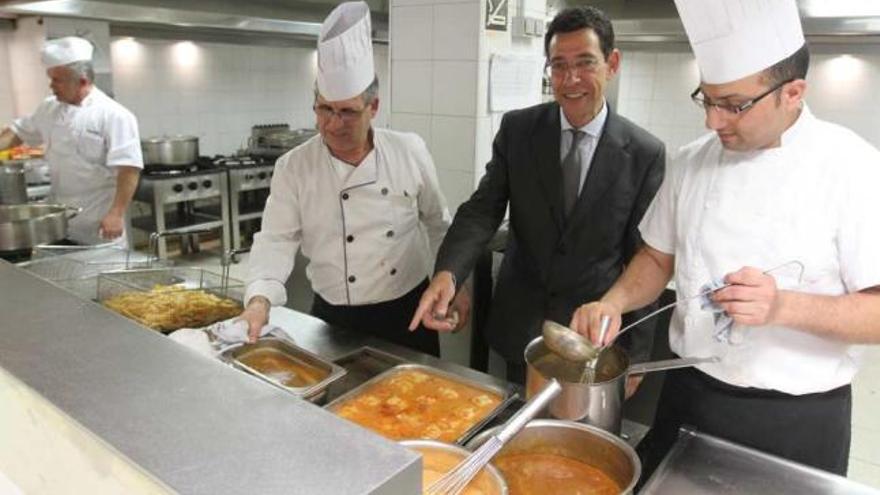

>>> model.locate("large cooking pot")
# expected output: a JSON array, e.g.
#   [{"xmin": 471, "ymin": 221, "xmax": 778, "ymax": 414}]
[
  {"xmin": 0, "ymin": 204, "xmax": 79, "ymax": 251},
  {"xmin": 141, "ymin": 135, "xmax": 199, "ymax": 166},
  {"xmin": 0, "ymin": 161, "xmax": 28, "ymax": 204},
  {"xmin": 525, "ymin": 336, "xmax": 717, "ymax": 434},
  {"xmin": 467, "ymin": 419, "xmax": 640, "ymax": 494}
]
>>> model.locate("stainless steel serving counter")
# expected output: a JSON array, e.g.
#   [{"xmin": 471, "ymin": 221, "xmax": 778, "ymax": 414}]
[
  {"xmin": 0, "ymin": 261, "xmax": 420, "ymax": 495},
  {"xmin": 642, "ymin": 427, "xmax": 880, "ymax": 495}
]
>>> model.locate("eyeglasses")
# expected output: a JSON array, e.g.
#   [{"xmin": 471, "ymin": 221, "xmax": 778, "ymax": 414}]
[
  {"xmin": 313, "ymin": 103, "xmax": 368, "ymax": 123},
  {"xmin": 545, "ymin": 57, "xmax": 602, "ymax": 79},
  {"xmin": 690, "ymin": 78, "xmax": 794, "ymax": 115}
]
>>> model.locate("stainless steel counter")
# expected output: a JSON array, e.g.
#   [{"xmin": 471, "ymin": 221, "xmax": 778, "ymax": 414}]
[
  {"xmin": 0, "ymin": 261, "xmax": 420, "ymax": 495},
  {"xmin": 642, "ymin": 427, "xmax": 880, "ymax": 495}
]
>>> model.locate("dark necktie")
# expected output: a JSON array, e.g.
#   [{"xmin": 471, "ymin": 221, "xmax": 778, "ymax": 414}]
[{"xmin": 562, "ymin": 130, "xmax": 586, "ymax": 217}]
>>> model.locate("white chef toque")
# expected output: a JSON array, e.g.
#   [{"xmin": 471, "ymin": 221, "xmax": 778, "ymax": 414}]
[
  {"xmin": 41, "ymin": 36, "xmax": 94, "ymax": 68},
  {"xmin": 673, "ymin": 0, "xmax": 805, "ymax": 84},
  {"xmin": 316, "ymin": 1, "xmax": 375, "ymax": 102}
]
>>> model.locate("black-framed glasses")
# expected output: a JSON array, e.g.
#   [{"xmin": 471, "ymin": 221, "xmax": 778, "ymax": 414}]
[
  {"xmin": 544, "ymin": 56, "xmax": 602, "ymax": 79},
  {"xmin": 690, "ymin": 78, "xmax": 794, "ymax": 115},
  {"xmin": 313, "ymin": 103, "xmax": 368, "ymax": 123}
]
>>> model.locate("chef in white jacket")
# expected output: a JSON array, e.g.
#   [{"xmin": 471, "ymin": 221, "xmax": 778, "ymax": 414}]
[
  {"xmin": 240, "ymin": 2, "xmax": 458, "ymax": 356},
  {"xmin": 569, "ymin": 0, "xmax": 880, "ymax": 477},
  {"xmin": 0, "ymin": 37, "xmax": 142, "ymax": 246}
]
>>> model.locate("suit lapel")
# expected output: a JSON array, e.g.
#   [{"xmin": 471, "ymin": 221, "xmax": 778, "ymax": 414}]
[
  {"xmin": 564, "ymin": 111, "xmax": 630, "ymax": 236},
  {"xmin": 532, "ymin": 104, "xmax": 564, "ymax": 232}
]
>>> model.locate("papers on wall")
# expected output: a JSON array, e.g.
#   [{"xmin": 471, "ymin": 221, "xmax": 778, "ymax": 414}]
[{"xmin": 489, "ymin": 53, "xmax": 544, "ymax": 112}]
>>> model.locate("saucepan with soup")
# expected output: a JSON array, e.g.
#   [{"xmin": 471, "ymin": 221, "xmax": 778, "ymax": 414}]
[
  {"xmin": 467, "ymin": 419, "xmax": 638, "ymax": 495},
  {"xmin": 402, "ymin": 440, "xmax": 508, "ymax": 495},
  {"xmin": 525, "ymin": 336, "xmax": 717, "ymax": 434}
]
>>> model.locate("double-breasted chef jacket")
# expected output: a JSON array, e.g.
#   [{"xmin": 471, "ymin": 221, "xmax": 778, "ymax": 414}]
[
  {"xmin": 12, "ymin": 87, "xmax": 143, "ymax": 246},
  {"xmin": 640, "ymin": 104, "xmax": 880, "ymax": 395},
  {"xmin": 245, "ymin": 128, "xmax": 450, "ymax": 308}
]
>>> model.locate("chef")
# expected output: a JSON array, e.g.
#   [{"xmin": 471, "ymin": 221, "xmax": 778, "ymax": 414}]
[
  {"xmin": 239, "ymin": 1, "xmax": 458, "ymax": 356},
  {"xmin": 569, "ymin": 0, "xmax": 880, "ymax": 477},
  {"xmin": 0, "ymin": 36, "xmax": 143, "ymax": 246}
]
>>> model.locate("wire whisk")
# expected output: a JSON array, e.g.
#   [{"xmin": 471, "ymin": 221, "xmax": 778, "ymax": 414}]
[{"xmin": 425, "ymin": 379, "xmax": 562, "ymax": 495}]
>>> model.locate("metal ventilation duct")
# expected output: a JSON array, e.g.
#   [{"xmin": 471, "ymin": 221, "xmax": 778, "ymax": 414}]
[
  {"xmin": 0, "ymin": 0, "xmax": 390, "ymax": 44},
  {"xmin": 561, "ymin": 0, "xmax": 880, "ymax": 44}
]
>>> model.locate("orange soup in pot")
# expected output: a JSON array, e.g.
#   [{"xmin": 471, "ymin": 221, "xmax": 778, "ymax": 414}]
[{"xmin": 494, "ymin": 453, "xmax": 620, "ymax": 495}]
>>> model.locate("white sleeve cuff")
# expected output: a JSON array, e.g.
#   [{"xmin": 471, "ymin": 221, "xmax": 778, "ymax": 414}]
[{"xmin": 244, "ymin": 280, "xmax": 287, "ymax": 307}]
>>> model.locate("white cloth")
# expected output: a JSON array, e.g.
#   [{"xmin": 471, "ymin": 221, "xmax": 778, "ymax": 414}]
[
  {"xmin": 245, "ymin": 128, "xmax": 450, "ymax": 307},
  {"xmin": 673, "ymin": 0, "xmax": 804, "ymax": 84},
  {"xmin": 207, "ymin": 318, "xmax": 277, "ymax": 344},
  {"xmin": 12, "ymin": 87, "xmax": 143, "ymax": 245},
  {"xmin": 41, "ymin": 36, "xmax": 93, "ymax": 67},
  {"xmin": 640, "ymin": 105, "xmax": 880, "ymax": 395},
  {"xmin": 559, "ymin": 102, "xmax": 607, "ymax": 195},
  {"xmin": 317, "ymin": 1, "xmax": 374, "ymax": 101}
]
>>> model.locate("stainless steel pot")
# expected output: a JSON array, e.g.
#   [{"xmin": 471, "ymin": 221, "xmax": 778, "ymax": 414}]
[
  {"xmin": 141, "ymin": 135, "xmax": 199, "ymax": 166},
  {"xmin": 525, "ymin": 336, "xmax": 717, "ymax": 434},
  {"xmin": 466, "ymin": 419, "xmax": 640, "ymax": 494},
  {"xmin": 400, "ymin": 439, "xmax": 508, "ymax": 495},
  {"xmin": 0, "ymin": 161, "xmax": 28, "ymax": 204},
  {"xmin": 0, "ymin": 204, "xmax": 79, "ymax": 251}
]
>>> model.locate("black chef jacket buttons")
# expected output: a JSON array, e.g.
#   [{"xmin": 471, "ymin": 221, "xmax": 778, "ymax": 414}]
[
  {"xmin": 341, "ymin": 192, "xmax": 349, "ymax": 200},
  {"xmin": 390, "ymin": 268, "xmax": 397, "ymax": 275},
  {"xmin": 348, "ymin": 275, "xmax": 356, "ymax": 283},
  {"xmin": 381, "ymin": 187, "xmax": 388, "ymax": 195},
  {"xmin": 386, "ymin": 230, "xmax": 394, "ymax": 238},
  {"xmin": 346, "ymin": 235, "xmax": 354, "ymax": 242}
]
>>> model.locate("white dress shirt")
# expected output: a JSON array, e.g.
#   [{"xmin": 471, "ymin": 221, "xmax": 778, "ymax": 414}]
[
  {"xmin": 559, "ymin": 101, "xmax": 607, "ymax": 195},
  {"xmin": 245, "ymin": 128, "xmax": 451, "ymax": 307},
  {"xmin": 640, "ymin": 104, "xmax": 880, "ymax": 395},
  {"xmin": 12, "ymin": 87, "xmax": 143, "ymax": 245}
]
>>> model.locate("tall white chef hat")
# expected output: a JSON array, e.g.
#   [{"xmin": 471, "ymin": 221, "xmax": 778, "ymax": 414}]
[
  {"xmin": 673, "ymin": 0, "xmax": 805, "ymax": 84},
  {"xmin": 316, "ymin": 1, "xmax": 375, "ymax": 102},
  {"xmin": 41, "ymin": 36, "xmax": 94, "ymax": 68}
]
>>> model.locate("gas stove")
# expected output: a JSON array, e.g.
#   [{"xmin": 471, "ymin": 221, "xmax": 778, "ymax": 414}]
[{"xmin": 133, "ymin": 157, "xmax": 230, "ymax": 258}]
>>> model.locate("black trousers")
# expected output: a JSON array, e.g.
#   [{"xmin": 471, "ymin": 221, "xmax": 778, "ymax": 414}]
[
  {"xmin": 310, "ymin": 279, "xmax": 440, "ymax": 357},
  {"xmin": 638, "ymin": 366, "xmax": 852, "ymax": 482}
]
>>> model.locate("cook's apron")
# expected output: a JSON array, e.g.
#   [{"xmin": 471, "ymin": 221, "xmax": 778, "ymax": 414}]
[
  {"xmin": 310, "ymin": 279, "xmax": 440, "ymax": 357},
  {"xmin": 638, "ymin": 365, "xmax": 851, "ymax": 483},
  {"xmin": 47, "ymin": 106, "xmax": 126, "ymax": 247}
]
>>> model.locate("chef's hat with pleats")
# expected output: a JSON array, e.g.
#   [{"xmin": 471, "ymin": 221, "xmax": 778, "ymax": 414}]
[
  {"xmin": 41, "ymin": 36, "xmax": 94, "ymax": 68},
  {"xmin": 673, "ymin": 0, "xmax": 805, "ymax": 84},
  {"xmin": 316, "ymin": 1, "xmax": 375, "ymax": 101}
]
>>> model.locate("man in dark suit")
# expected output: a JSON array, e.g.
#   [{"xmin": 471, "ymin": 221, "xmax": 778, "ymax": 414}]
[{"xmin": 409, "ymin": 6, "xmax": 665, "ymax": 386}]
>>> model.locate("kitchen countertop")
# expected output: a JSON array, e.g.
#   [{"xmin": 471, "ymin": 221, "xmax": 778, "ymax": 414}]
[
  {"xmin": 642, "ymin": 427, "xmax": 880, "ymax": 495},
  {"xmin": 0, "ymin": 260, "xmax": 420, "ymax": 495}
]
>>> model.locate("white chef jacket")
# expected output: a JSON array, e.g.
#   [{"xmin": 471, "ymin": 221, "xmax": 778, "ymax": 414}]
[
  {"xmin": 12, "ymin": 87, "xmax": 143, "ymax": 245},
  {"xmin": 245, "ymin": 128, "xmax": 451, "ymax": 307},
  {"xmin": 640, "ymin": 105, "xmax": 880, "ymax": 395}
]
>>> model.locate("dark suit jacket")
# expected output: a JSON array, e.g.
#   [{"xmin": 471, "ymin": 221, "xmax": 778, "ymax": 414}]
[{"xmin": 436, "ymin": 102, "xmax": 666, "ymax": 364}]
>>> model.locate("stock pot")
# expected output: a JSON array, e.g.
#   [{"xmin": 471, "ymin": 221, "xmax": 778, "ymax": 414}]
[
  {"xmin": 0, "ymin": 161, "xmax": 28, "ymax": 204},
  {"xmin": 525, "ymin": 336, "xmax": 717, "ymax": 434},
  {"xmin": 141, "ymin": 135, "xmax": 199, "ymax": 166},
  {"xmin": 0, "ymin": 204, "xmax": 79, "ymax": 251}
]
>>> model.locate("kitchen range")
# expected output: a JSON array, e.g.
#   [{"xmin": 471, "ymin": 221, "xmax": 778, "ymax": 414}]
[{"xmin": 132, "ymin": 157, "xmax": 231, "ymax": 259}]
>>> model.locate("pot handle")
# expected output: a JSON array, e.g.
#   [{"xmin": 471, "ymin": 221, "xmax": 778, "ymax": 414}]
[
  {"xmin": 628, "ymin": 356, "xmax": 719, "ymax": 375},
  {"xmin": 65, "ymin": 206, "xmax": 82, "ymax": 219}
]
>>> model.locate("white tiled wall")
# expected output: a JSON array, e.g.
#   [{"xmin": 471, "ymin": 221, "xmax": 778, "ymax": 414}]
[
  {"xmin": 616, "ymin": 44, "xmax": 880, "ymax": 154},
  {"xmin": 6, "ymin": 17, "xmax": 47, "ymax": 119},
  {"xmin": 112, "ymin": 38, "xmax": 390, "ymax": 157},
  {"xmin": 0, "ymin": 31, "xmax": 16, "ymax": 125},
  {"xmin": 389, "ymin": 0, "xmax": 483, "ymax": 212}
]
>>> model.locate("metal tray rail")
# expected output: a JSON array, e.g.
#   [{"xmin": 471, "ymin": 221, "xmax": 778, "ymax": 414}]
[{"xmin": 325, "ymin": 363, "xmax": 517, "ymax": 445}]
